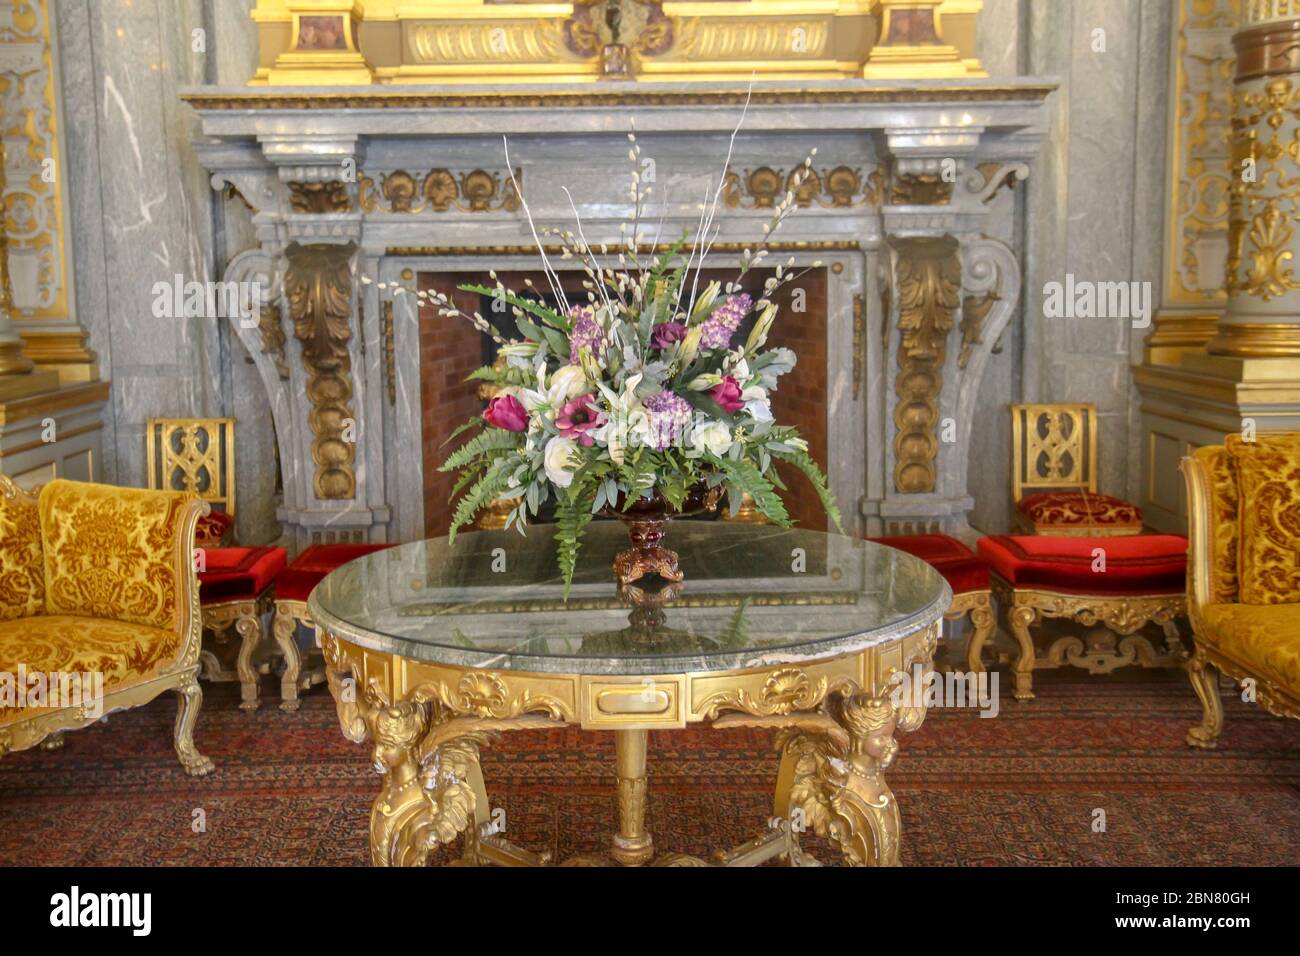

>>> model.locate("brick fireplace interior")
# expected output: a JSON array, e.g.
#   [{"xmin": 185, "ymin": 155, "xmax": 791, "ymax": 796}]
[{"xmin": 419, "ymin": 266, "xmax": 829, "ymax": 536}]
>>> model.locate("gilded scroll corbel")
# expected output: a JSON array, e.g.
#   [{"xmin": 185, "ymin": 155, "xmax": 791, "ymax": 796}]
[
  {"xmin": 283, "ymin": 242, "xmax": 358, "ymax": 500},
  {"xmin": 890, "ymin": 235, "xmax": 961, "ymax": 494}
]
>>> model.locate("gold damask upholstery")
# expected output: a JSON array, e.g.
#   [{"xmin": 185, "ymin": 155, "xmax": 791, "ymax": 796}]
[
  {"xmin": 0, "ymin": 616, "xmax": 178, "ymax": 722},
  {"xmin": 1225, "ymin": 434, "xmax": 1300, "ymax": 605},
  {"xmin": 1182, "ymin": 438, "xmax": 1300, "ymax": 749},
  {"xmin": 0, "ymin": 476, "xmax": 213, "ymax": 775},
  {"xmin": 0, "ymin": 477, "xmax": 44, "ymax": 620},
  {"xmin": 1199, "ymin": 604, "xmax": 1300, "ymax": 691},
  {"xmin": 39, "ymin": 480, "xmax": 189, "ymax": 631}
]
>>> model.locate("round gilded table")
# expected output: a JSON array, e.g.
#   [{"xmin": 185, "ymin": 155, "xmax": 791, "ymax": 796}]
[{"xmin": 309, "ymin": 522, "xmax": 950, "ymax": 867}]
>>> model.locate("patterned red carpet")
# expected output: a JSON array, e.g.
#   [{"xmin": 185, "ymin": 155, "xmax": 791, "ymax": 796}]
[{"xmin": 1, "ymin": 669, "xmax": 1298, "ymax": 866}]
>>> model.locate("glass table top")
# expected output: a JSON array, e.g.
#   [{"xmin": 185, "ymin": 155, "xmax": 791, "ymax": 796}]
[{"xmin": 308, "ymin": 522, "xmax": 951, "ymax": 676}]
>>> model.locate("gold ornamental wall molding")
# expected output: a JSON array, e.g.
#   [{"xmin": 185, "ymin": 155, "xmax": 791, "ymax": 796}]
[
  {"xmin": 283, "ymin": 242, "xmax": 358, "ymax": 501},
  {"xmin": 890, "ymin": 235, "xmax": 961, "ymax": 495},
  {"xmin": 0, "ymin": 0, "xmax": 96, "ymax": 378},
  {"xmin": 358, "ymin": 168, "xmax": 521, "ymax": 215},
  {"xmin": 244, "ymin": 0, "xmax": 988, "ymax": 86},
  {"xmin": 384, "ymin": 240, "xmax": 862, "ymax": 258},
  {"xmin": 723, "ymin": 164, "xmax": 883, "ymax": 209},
  {"xmin": 182, "ymin": 84, "xmax": 1049, "ymax": 113}
]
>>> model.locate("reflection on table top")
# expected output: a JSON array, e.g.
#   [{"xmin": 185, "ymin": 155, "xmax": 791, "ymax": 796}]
[{"xmin": 308, "ymin": 521, "xmax": 951, "ymax": 676}]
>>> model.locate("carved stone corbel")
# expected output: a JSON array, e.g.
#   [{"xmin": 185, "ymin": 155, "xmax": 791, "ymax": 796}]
[{"xmin": 952, "ymin": 235, "xmax": 1021, "ymax": 505}]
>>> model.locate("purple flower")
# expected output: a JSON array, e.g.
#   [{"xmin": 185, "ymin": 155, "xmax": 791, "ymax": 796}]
[
  {"xmin": 555, "ymin": 393, "xmax": 605, "ymax": 447},
  {"xmin": 568, "ymin": 305, "xmax": 604, "ymax": 364},
  {"xmin": 651, "ymin": 321, "xmax": 687, "ymax": 349},
  {"xmin": 642, "ymin": 391, "xmax": 693, "ymax": 451},
  {"xmin": 699, "ymin": 294, "xmax": 751, "ymax": 350},
  {"xmin": 484, "ymin": 394, "xmax": 528, "ymax": 432},
  {"xmin": 710, "ymin": 376, "xmax": 745, "ymax": 414}
]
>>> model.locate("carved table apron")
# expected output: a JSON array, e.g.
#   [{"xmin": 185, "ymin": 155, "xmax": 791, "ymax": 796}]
[{"xmin": 308, "ymin": 524, "xmax": 950, "ymax": 867}]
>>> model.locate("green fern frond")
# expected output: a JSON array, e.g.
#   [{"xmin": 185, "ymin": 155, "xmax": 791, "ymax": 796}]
[
  {"xmin": 441, "ymin": 429, "xmax": 523, "ymax": 472},
  {"xmin": 448, "ymin": 462, "xmax": 513, "ymax": 546},
  {"xmin": 554, "ymin": 483, "xmax": 597, "ymax": 597},
  {"xmin": 770, "ymin": 448, "xmax": 843, "ymax": 532},
  {"xmin": 716, "ymin": 456, "xmax": 790, "ymax": 527}
]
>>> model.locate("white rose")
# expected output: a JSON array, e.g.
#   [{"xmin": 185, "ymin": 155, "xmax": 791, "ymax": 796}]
[
  {"xmin": 543, "ymin": 435, "xmax": 578, "ymax": 488},
  {"xmin": 549, "ymin": 364, "xmax": 587, "ymax": 404},
  {"xmin": 691, "ymin": 420, "xmax": 734, "ymax": 457}
]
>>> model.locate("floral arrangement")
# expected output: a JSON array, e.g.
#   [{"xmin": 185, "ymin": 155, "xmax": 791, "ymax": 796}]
[{"xmin": 412, "ymin": 121, "xmax": 841, "ymax": 591}]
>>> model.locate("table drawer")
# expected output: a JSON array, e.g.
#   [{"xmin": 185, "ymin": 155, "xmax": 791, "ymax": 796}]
[{"xmin": 578, "ymin": 676, "xmax": 686, "ymax": 729}]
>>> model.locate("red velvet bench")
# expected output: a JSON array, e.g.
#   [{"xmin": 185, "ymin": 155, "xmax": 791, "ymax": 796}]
[
  {"xmin": 197, "ymin": 545, "xmax": 288, "ymax": 711},
  {"xmin": 868, "ymin": 534, "xmax": 995, "ymax": 673},
  {"xmin": 273, "ymin": 544, "xmax": 394, "ymax": 711},
  {"xmin": 977, "ymin": 534, "xmax": 1189, "ymax": 701}
]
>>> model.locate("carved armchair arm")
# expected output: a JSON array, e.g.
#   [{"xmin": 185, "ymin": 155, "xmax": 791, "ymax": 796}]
[
  {"xmin": 170, "ymin": 498, "xmax": 211, "ymax": 672},
  {"xmin": 1179, "ymin": 454, "xmax": 1215, "ymax": 620}
]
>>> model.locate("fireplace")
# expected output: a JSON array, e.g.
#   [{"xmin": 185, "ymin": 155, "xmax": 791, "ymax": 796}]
[
  {"xmin": 419, "ymin": 266, "xmax": 830, "ymax": 536},
  {"xmin": 191, "ymin": 80, "xmax": 1050, "ymax": 550}
]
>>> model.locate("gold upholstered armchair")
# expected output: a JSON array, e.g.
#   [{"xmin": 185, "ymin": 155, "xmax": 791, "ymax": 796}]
[
  {"xmin": 0, "ymin": 476, "xmax": 214, "ymax": 775},
  {"xmin": 1181, "ymin": 435, "xmax": 1300, "ymax": 749}
]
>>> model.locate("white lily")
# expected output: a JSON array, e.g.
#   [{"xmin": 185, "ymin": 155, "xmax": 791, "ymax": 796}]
[
  {"xmin": 596, "ymin": 372, "xmax": 644, "ymax": 465},
  {"xmin": 690, "ymin": 281, "xmax": 721, "ymax": 322},
  {"xmin": 744, "ymin": 302, "xmax": 779, "ymax": 354}
]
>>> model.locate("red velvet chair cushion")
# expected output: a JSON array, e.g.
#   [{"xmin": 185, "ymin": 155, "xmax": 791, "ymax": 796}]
[
  {"xmin": 274, "ymin": 568, "xmax": 325, "ymax": 604},
  {"xmin": 1017, "ymin": 491, "xmax": 1143, "ymax": 531},
  {"xmin": 273, "ymin": 544, "xmax": 395, "ymax": 605},
  {"xmin": 194, "ymin": 509, "xmax": 234, "ymax": 547},
  {"xmin": 868, "ymin": 534, "xmax": 990, "ymax": 595},
  {"xmin": 289, "ymin": 543, "xmax": 394, "ymax": 574},
  {"xmin": 198, "ymin": 546, "xmax": 287, "ymax": 604},
  {"xmin": 977, "ymin": 534, "xmax": 1188, "ymax": 596}
]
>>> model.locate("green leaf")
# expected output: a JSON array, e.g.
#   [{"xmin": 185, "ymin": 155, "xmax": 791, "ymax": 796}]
[
  {"xmin": 459, "ymin": 283, "xmax": 570, "ymax": 332},
  {"xmin": 554, "ymin": 483, "xmax": 597, "ymax": 597},
  {"xmin": 770, "ymin": 447, "xmax": 844, "ymax": 532},
  {"xmin": 441, "ymin": 417, "xmax": 484, "ymax": 447},
  {"xmin": 448, "ymin": 461, "xmax": 513, "ymax": 546},
  {"xmin": 440, "ymin": 429, "xmax": 524, "ymax": 472},
  {"xmin": 714, "ymin": 455, "xmax": 790, "ymax": 528}
]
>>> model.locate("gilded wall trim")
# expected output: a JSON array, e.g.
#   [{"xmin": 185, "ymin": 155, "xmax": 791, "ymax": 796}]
[
  {"xmin": 284, "ymin": 242, "xmax": 358, "ymax": 500},
  {"xmin": 723, "ymin": 164, "xmax": 882, "ymax": 209},
  {"xmin": 358, "ymin": 168, "xmax": 521, "ymax": 214},
  {"xmin": 181, "ymin": 85, "xmax": 1052, "ymax": 111},
  {"xmin": 891, "ymin": 236, "xmax": 960, "ymax": 495}
]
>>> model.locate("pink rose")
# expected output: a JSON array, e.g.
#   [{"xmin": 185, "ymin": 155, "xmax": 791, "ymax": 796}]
[
  {"xmin": 484, "ymin": 394, "xmax": 528, "ymax": 432},
  {"xmin": 710, "ymin": 376, "xmax": 745, "ymax": 413},
  {"xmin": 651, "ymin": 321, "xmax": 687, "ymax": 349},
  {"xmin": 555, "ymin": 393, "xmax": 606, "ymax": 447}
]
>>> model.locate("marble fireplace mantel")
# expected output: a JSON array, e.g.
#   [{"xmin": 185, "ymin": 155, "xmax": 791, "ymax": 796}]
[{"xmin": 183, "ymin": 78, "xmax": 1055, "ymax": 549}]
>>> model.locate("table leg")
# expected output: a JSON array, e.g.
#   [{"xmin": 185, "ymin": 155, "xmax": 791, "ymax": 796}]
[{"xmin": 610, "ymin": 729, "xmax": 654, "ymax": 866}]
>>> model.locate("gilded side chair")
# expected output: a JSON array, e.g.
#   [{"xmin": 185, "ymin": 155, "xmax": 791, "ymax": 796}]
[
  {"xmin": 1010, "ymin": 403, "xmax": 1144, "ymax": 536},
  {"xmin": 272, "ymin": 543, "xmax": 393, "ymax": 711},
  {"xmin": 146, "ymin": 418, "xmax": 287, "ymax": 711},
  {"xmin": 1181, "ymin": 436, "xmax": 1300, "ymax": 748},
  {"xmin": 0, "ymin": 476, "xmax": 213, "ymax": 775}
]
